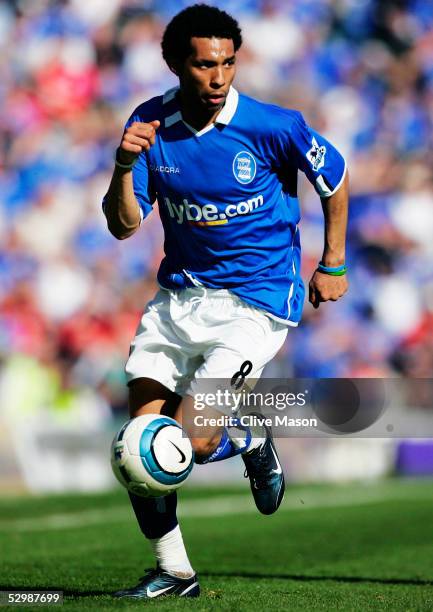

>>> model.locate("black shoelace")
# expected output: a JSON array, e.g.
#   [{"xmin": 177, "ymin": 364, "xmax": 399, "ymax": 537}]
[{"xmin": 243, "ymin": 445, "xmax": 273, "ymax": 489}]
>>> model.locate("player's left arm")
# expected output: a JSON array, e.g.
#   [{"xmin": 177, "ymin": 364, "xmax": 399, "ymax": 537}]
[
  {"xmin": 276, "ymin": 111, "xmax": 350, "ymax": 309},
  {"xmin": 309, "ymin": 171, "xmax": 349, "ymax": 309}
]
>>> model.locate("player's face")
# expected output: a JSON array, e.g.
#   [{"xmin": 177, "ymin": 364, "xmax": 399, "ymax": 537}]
[{"xmin": 177, "ymin": 37, "xmax": 236, "ymax": 113}]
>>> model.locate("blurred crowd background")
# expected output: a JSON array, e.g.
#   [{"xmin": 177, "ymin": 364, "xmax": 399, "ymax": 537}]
[{"xmin": 0, "ymin": 0, "xmax": 432, "ymax": 490}]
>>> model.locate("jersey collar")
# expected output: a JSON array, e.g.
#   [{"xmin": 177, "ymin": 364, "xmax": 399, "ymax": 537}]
[{"xmin": 163, "ymin": 86, "xmax": 239, "ymax": 130}]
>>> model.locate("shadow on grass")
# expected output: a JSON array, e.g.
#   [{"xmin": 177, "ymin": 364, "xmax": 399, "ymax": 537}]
[
  {"xmin": 202, "ymin": 572, "xmax": 433, "ymax": 587},
  {"xmin": 2, "ymin": 572, "xmax": 433, "ymax": 598}
]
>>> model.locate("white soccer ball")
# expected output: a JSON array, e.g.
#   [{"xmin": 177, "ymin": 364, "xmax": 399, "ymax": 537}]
[{"xmin": 111, "ymin": 414, "xmax": 194, "ymax": 498}]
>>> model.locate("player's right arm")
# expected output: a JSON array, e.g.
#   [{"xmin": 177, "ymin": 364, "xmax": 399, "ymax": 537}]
[{"xmin": 103, "ymin": 120, "xmax": 160, "ymax": 240}]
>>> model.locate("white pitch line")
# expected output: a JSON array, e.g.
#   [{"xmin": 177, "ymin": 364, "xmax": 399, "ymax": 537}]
[{"xmin": 0, "ymin": 487, "xmax": 432, "ymax": 533}]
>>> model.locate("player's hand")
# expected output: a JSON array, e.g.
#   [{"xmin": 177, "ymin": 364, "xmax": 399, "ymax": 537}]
[
  {"xmin": 308, "ymin": 270, "xmax": 348, "ymax": 309},
  {"xmin": 117, "ymin": 120, "xmax": 160, "ymax": 165}
]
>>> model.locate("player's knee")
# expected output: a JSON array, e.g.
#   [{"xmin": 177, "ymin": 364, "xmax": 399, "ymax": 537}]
[{"xmin": 128, "ymin": 377, "xmax": 181, "ymax": 418}]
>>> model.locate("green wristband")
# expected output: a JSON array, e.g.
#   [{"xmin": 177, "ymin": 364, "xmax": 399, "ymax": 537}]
[{"xmin": 321, "ymin": 268, "xmax": 347, "ymax": 276}]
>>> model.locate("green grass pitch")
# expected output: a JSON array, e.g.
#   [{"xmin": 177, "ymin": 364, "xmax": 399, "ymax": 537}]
[{"xmin": 1, "ymin": 479, "xmax": 433, "ymax": 611}]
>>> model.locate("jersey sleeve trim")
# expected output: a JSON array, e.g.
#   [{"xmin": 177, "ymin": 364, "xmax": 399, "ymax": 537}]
[{"xmin": 316, "ymin": 162, "xmax": 347, "ymax": 198}]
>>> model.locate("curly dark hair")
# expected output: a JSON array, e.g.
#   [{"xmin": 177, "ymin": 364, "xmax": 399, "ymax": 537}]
[{"xmin": 161, "ymin": 4, "xmax": 242, "ymax": 66}]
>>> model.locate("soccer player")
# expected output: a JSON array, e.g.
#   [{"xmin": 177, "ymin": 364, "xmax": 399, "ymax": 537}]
[{"xmin": 103, "ymin": 4, "xmax": 348, "ymax": 599}]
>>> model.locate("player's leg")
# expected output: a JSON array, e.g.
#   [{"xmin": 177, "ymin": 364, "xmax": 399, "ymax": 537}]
[
  {"xmin": 175, "ymin": 394, "xmax": 258, "ymax": 462},
  {"xmin": 175, "ymin": 293, "xmax": 288, "ymax": 515},
  {"xmin": 115, "ymin": 377, "xmax": 199, "ymax": 598},
  {"xmin": 115, "ymin": 289, "xmax": 201, "ymax": 598}
]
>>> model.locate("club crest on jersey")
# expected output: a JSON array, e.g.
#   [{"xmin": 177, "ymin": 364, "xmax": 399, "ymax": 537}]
[
  {"xmin": 306, "ymin": 137, "xmax": 326, "ymax": 171},
  {"xmin": 233, "ymin": 150, "xmax": 257, "ymax": 185}
]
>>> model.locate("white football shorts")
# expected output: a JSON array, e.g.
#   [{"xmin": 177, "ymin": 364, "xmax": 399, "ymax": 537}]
[{"xmin": 125, "ymin": 287, "xmax": 288, "ymax": 397}]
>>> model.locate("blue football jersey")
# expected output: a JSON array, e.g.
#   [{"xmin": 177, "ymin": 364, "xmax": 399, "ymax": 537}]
[{"xmin": 109, "ymin": 86, "xmax": 346, "ymax": 325}]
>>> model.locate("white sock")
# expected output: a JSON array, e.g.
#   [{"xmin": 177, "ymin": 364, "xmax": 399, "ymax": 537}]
[
  {"xmin": 228, "ymin": 424, "xmax": 266, "ymax": 454},
  {"xmin": 149, "ymin": 525, "xmax": 194, "ymax": 578}
]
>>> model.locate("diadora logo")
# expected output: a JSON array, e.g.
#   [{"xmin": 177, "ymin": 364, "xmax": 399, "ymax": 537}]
[
  {"xmin": 233, "ymin": 151, "xmax": 257, "ymax": 184},
  {"xmin": 164, "ymin": 194, "xmax": 264, "ymax": 226},
  {"xmin": 150, "ymin": 164, "xmax": 180, "ymax": 174},
  {"xmin": 306, "ymin": 137, "xmax": 326, "ymax": 172}
]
